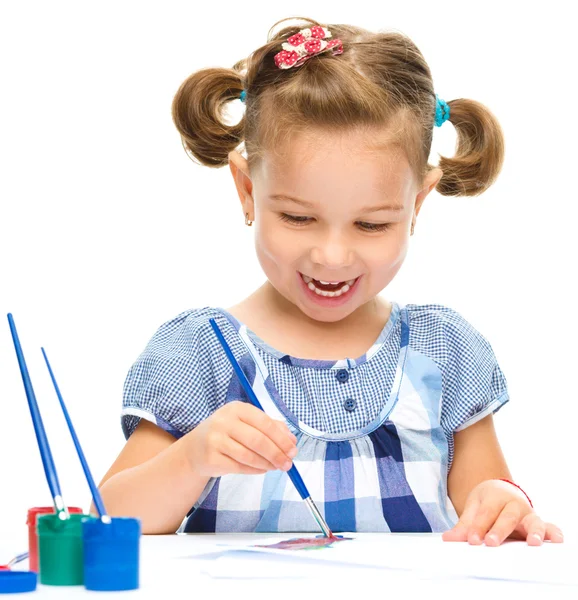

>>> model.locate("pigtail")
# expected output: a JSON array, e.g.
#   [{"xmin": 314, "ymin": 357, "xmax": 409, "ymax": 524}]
[
  {"xmin": 171, "ymin": 66, "xmax": 245, "ymax": 168},
  {"xmin": 436, "ymin": 98, "xmax": 505, "ymax": 196}
]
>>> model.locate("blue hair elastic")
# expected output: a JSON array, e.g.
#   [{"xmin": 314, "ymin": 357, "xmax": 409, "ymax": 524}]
[
  {"xmin": 435, "ymin": 94, "xmax": 450, "ymax": 127},
  {"xmin": 239, "ymin": 89, "xmax": 450, "ymax": 127}
]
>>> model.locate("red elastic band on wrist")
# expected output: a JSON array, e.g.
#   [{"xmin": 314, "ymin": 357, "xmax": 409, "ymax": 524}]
[{"xmin": 498, "ymin": 478, "xmax": 533, "ymax": 508}]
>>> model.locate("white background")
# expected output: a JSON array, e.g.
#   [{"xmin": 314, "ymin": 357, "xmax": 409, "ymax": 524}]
[{"xmin": 1, "ymin": 0, "xmax": 576, "ymax": 544}]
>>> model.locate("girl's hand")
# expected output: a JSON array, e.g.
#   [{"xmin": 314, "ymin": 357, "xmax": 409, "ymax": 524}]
[
  {"xmin": 442, "ymin": 479, "xmax": 564, "ymax": 546},
  {"xmin": 184, "ymin": 401, "xmax": 298, "ymax": 477}
]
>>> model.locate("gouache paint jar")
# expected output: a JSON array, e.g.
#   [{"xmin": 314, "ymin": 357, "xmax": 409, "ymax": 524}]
[
  {"xmin": 37, "ymin": 512, "xmax": 85, "ymax": 585},
  {"xmin": 81, "ymin": 516, "xmax": 141, "ymax": 591},
  {"xmin": 27, "ymin": 506, "xmax": 83, "ymax": 572}
]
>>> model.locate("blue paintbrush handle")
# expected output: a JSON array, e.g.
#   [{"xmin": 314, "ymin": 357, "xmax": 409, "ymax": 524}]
[
  {"xmin": 209, "ymin": 318, "xmax": 309, "ymax": 499},
  {"xmin": 285, "ymin": 465, "xmax": 308, "ymax": 500},
  {"xmin": 41, "ymin": 347, "xmax": 108, "ymax": 518},
  {"xmin": 7, "ymin": 314, "xmax": 65, "ymax": 513},
  {"xmin": 210, "ymin": 319, "xmax": 266, "ymax": 412}
]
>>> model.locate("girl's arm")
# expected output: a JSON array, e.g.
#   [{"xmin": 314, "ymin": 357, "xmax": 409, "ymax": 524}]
[
  {"xmin": 93, "ymin": 401, "xmax": 297, "ymax": 534},
  {"xmin": 93, "ymin": 419, "xmax": 210, "ymax": 534},
  {"xmin": 447, "ymin": 413, "xmax": 513, "ymax": 515},
  {"xmin": 444, "ymin": 413, "xmax": 563, "ymax": 545}
]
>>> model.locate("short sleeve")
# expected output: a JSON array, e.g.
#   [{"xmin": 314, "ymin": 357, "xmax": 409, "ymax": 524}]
[
  {"xmin": 121, "ymin": 308, "xmax": 216, "ymax": 440},
  {"xmin": 438, "ymin": 308, "xmax": 510, "ymax": 436}
]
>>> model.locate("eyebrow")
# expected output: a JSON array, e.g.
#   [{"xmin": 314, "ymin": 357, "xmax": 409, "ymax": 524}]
[{"xmin": 269, "ymin": 194, "xmax": 404, "ymax": 213}]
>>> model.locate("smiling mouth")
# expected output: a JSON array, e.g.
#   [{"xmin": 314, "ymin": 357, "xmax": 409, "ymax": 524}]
[{"xmin": 300, "ymin": 273, "xmax": 359, "ymax": 297}]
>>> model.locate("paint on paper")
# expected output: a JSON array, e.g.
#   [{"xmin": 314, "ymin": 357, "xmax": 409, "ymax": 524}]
[{"xmin": 254, "ymin": 534, "xmax": 353, "ymax": 551}]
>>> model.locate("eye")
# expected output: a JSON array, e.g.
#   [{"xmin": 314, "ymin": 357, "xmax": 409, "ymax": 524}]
[
  {"xmin": 278, "ymin": 213, "xmax": 312, "ymax": 226},
  {"xmin": 356, "ymin": 222, "xmax": 393, "ymax": 232},
  {"xmin": 278, "ymin": 213, "xmax": 393, "ymax": 233}
]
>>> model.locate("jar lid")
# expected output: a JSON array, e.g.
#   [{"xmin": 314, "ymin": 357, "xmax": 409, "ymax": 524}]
[{"xmin": 0, "ymin": 571, "xmax": 37, "ymax": 594}]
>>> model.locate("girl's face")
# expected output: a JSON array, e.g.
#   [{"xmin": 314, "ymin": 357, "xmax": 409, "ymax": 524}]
[{"xmin": 230, "ymin": 129, "xmax": 441, "ymax": 324}]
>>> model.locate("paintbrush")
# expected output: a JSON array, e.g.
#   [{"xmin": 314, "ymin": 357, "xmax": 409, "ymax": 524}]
[
  {"xmin": 0, "ymin": 553, "xmax": 28, "ymax": 571},
  {"xmin": 7, "ymin": 314, "xmax": 69, "ymax": 522},
  {"xmin": 41, "ymin": 347, "xmax": 110, "ymax": 523},
  {"xmin": 209, "ymin": 318, "xmax": 334, "ymax": 538}
]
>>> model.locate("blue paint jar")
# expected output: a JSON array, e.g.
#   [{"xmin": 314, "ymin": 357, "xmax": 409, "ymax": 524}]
[{"xmin": 81, "ymin": 516, "xmax": 141, "ymax": 591}]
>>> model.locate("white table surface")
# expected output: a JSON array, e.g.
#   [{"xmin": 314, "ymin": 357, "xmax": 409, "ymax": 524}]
[{"xmin": 1, "ymin": 531, "xmax": 577, "ymax": 599}]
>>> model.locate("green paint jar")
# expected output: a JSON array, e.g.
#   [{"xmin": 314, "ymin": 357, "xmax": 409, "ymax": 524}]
[{"xmin": 37, "ymin": 513, "xmax": 86, "ymax": 586}]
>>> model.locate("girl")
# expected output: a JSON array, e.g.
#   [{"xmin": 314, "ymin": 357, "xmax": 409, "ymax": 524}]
[{"xmin": 97, "ymin": 17, "xmax": 563, "ymax": 547}]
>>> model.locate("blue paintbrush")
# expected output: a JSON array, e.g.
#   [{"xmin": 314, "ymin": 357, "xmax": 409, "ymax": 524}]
[
  {"xmin": 209, "ymin": 318, "xmax": 334, "ymax": 538},
  {"xmin": 41, "ymin": 347, "xmax": 110, "ymax": 523},
  {"xmin": 7, "ymin": 314, "xmax": 68, "ymax": 522}
]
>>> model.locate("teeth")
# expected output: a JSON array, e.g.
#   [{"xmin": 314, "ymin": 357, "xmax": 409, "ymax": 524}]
[
  {"xmin": 300, "ymin": 274, "xmax": 356, "ymax": 286},
  {"xmin": 300, "ymin": 273, "xmax": 358, "ymax": 298},
  {"xmin": 307, "ymin": 282, "xmax": 351, "ymax": 297}
]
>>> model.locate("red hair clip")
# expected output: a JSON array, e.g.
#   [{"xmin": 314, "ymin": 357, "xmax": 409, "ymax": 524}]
[{"xmin": 274, "ymin": 26, "xmax": 343, "ymax": 70}]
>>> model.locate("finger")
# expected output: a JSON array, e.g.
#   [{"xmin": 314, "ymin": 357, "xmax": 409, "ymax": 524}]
[
  {"xmin": 236, "ymin": 405, "xmax": 297, "ymax": 457},
  {"xmin": 442, "ymin": 496, "xmax": 481, "ymax": 542},
  {"xmin": 482, "ymin": 500, "xmax": 522, "ymax": 546},
  {"xmin": 206, "ymin": 450, "xmax": 269, "ymax": 476},
  {"xmin": 511, "ymin": 512, "xmax": 549, "ymax": 546},
  {"xmin": 543, "ymin": 523, "xmax": 564, "ymax": 543},
  {"xmin": 523, "ymin": 513, "xmax": 547, "ymax": 546},
  {"xmin": 273, "ymin": 419, "xmax": 298, "ymax": 445},
  {"xmin": 236, "ymin": 466, "xmax": 268, "ymax": 475},
  {"xmin": 273, "ymin": 421, "xmax": 299, "ymax": 458},
  {"xmin": 467, "ymin": 498, "xmax": 512, "ymax": 545},
  {"xmin": 221, "ymin": 436, "xmax": 279, "ymax": 472},
  {"xmin": 229, "ymin": 420, "xmax": 294, "ymax": 471},
  {"xmin": 226, "ymin": 459, "xmax": 269, "ymax": 476}
]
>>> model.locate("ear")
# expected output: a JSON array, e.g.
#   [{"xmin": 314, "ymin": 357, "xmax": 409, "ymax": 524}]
[
  {"xmin": 413, "ymin": 167, "xmax": 443, "ymax": 223},
  {"xmin": 228, "ymin": 150, "xmax": 255, "ymax": 221}
]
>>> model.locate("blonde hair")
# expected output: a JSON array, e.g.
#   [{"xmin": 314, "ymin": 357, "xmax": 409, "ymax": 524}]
[{"xmin": 171, "ymin": 17, "xmax": 505, "ymax": 196}]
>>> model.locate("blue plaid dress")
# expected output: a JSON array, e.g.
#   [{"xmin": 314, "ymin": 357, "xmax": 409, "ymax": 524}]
[{"xmin": 121, "ymin": 301, "xmax": 509, "ymax": 533}]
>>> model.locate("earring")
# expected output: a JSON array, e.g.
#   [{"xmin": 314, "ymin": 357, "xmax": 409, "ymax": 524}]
[
  {"xmin": 410, "ymin": 222, "xmax": 415, "ymax": 236},
  {"xmin": 245, "ymin": 212, "xmax": 253, "ymax": 226}
]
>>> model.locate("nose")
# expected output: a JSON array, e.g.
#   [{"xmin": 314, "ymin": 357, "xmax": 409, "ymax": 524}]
[{"xmin": 310, "ymin": 231, "xmax": 355, "ymax": 270}]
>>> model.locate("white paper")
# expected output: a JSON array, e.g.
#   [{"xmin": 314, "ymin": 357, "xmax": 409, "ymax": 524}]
[{"xmin": 189, "ymin": 533, "xmax": 578, "ymax": 586}]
